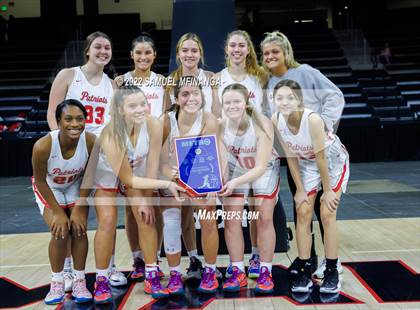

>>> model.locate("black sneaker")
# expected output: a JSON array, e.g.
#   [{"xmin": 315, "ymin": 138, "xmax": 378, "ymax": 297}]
[
  {"xmin": 186, "ymin": 256, "xmax": 203, "ymax": 280},
  {"xmin": 310, "ymin": 255, "xmax": 318, "ymax": 274},
  {"xmin": 319, "ymin": 268, "xmax": 341, "ymax": 294},
  {"xmin": 291, "ymin": 262, "xmax": 313, "ymax": 293},
  {"xmin": 288, "ymin": 257, "xmax": 302, "ymax": 277}
]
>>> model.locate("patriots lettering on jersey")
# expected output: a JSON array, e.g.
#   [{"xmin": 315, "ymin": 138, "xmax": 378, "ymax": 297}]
[
  {"xmin": 51, "ymin": 167, "xmax": 84, "ymax": 176},
  {"xmin": 228, "ymin": 145, "xmax": 256, "ymax": 154},
  {"xmin": 80, "ymin": 91, "xmax": 108, "ymax": 104}
]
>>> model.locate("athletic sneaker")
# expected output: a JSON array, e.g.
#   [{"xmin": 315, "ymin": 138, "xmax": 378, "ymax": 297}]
[
  {"xmin": 186, "ymin": 256, "xmax": 203, "ymax": 280},
  {"xmin": 72, "ymin": 278, "xmax": 93, "ymax": 303},
  {"xmin": 289, "ymin": 255, "xmax": 318, "ymax": 277},
  {"xmin": 198, "ymin": 267, "xmax": 219, "ymax": 293},
  {"xmin": 255, "ymin": 266, "xmax": 274, "ymax": 294},
  {"xmin": 247, "ymin": 254, "xmax": 260, "ymax": 279},
  {"xmin": 313, "ymin": 258, "xmax": 343, "ymax": 279},
  {"xmin": 291, "ymin": 263, "xmax": 313, "ymax": 293},
  {"xmin": 144, "ymin": 270, "xmax": 169, "ymax": 299},
  {"xmin": 223, "ymin": 266, "xmax": 247, "ymax": 292},
  {"xmin": 131, "ymin": 258, "xmax": 145, "ymax": 280},
  {"xmin": 167, "ymin": 271, "xmax": 184, "ymax": 295},
  {"xmin": 93, "ymin": 276, "xmax": 112, "ymax": 304},
  {"xmin": 63, "ymin": 269, "xmax": 73, "ymax": 292},
  {"xmin": 225, "ymin": 263, "xmax": 233, "ymax": 278},
  {"xmin": 319, "ymin": 268, "xmax": 341, "ymax": 294},
  {"xmin": 109, "ymin": 265, "xmax": 128, "ymax": 286},
  {"xmin": 44, "ymin": 281, "xmax": 65, "ymax": 305}
]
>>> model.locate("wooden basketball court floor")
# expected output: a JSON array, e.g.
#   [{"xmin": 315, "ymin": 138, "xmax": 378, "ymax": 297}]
[{"xmin": 1, "ymin": 161, "xmax": 419, "ymax": 309}]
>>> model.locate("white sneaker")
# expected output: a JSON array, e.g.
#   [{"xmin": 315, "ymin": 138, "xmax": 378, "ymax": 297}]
[
  {"xmin": 313, "ymin": 258, "xmax": 343, "ymax": 279},
  {"xmin": 109, "ymin": 265, "xmax": 128, "ymax": 286},
  {"xmin": 63, "ymin": 269, "xmax": 74, "ymax": 292}
]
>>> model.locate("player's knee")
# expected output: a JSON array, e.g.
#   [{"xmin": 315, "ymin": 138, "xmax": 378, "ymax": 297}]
[
  {"xmin": 199, "ymin": 218, "xmax": 217, "ymax": 235},
  {"xmin": 163, "ymin": 208, "xmax": 182, "ymax": 254},
  {"xmin": 98, "ymin": 213, "xmax": 117, "ymax": 233},
  {"xmin": 320, "ymin": 207, "xmax": 336, "ymax": 227},
  {"xmin": 296, "ymin": 205, "xmax": 312, "ymax": 222},
  {"xmin": 257, "ymin": 214, "xmax": 273, "ymax": 230}
]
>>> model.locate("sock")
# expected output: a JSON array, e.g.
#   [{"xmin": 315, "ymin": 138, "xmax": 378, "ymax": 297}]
[
  {"xmin": 145, "ymin": 263, "xmax": 158, "ymax": 277},
  {"xmin": 73, "ymin": 269, "xmax": 85, "ymax": 280},
  {"xmin": 132, "ymin": 250, "xmax": 143, "ymax": 261},
  {"xmin": 260, "ymin": 262, "xmax": 272, "ymax": 273},
  {"xmin": 169, "ymin": 264, "xmax": 182, "ymax": 274},
  {"xmin": 251, "ymin": 247, "xmax": 259, "ymax": 256},
  {"xmin": 232, "ymin": 261, "xmax": 245, "ymax": 273},
  {"xmin": 188, "ymin": 249, "xmax": 198, "ymax": 259},
  {"xmin": 326, "ymin": 258, "xmax": 338, "ymax": 270},
  {"xmin": 64, "ymin": 257, "xmax": 72, "ymax": 271},
  {"xmin": 310, "ymin": 233, "xmax": 317, "ymax": 257},
  {"xmin": 52, "ymin": 271, "xmax": 64, "ymax": 282},
  {"xmin": 204, "ymin": 263, "xmax": 216, "ymax": 271},
  {"xmin": 96, "ymin": 268, "xmax": 109, "ymax": 279},
  {"xmin": 108, "ymin": 255, "xmax": 115, "ymax": 269}
]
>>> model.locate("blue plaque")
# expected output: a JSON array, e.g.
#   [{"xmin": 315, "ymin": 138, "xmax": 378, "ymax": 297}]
[{"xmin": 174, "ymin": 135, "xmax": 223, "ymax": 197}]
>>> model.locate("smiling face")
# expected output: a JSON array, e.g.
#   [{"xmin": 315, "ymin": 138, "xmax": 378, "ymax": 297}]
[
  {"xmin": 58, "ymin": 105, "xmax": 86, "ymax": 140},
  {"xmin": 120, "ymin": 92, "xmax": 149, "ymax": 125},
  {"xmin": 226, "ymin": 34, "xmax": 249, "ymax": 66},
  {"xmin": 131, "ymin": 42, "xmax": 155, "ymax": 72},
  {"xmin": 178, "ymin": 39, "xmax": 201, "ymax": 70},
  {"xmin": 274, "ymin": 86, "xmax": 302, "ymax": 117},
  {"xmin": 176, "ymin": 85, "xmax": 203, "ymax": 114},
  {"xmin": 86, "ymin": 36, "xmax": 112, "ymax": 66},
  {"xmin": 222, "ymin": 89, "xmax": 247, "ymax": 122},
  {"xmin": 262, "ymin": 42, "xmax": 286, "ymax": 71}
]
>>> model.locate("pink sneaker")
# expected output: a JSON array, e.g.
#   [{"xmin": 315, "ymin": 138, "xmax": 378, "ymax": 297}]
[
  {"xmin": 44, "ymin": 281, "xmax": 65, "ymax": 305},
  {"xmin": 72, "ymin": 278, "xmax": 93, "ymax": 303}
]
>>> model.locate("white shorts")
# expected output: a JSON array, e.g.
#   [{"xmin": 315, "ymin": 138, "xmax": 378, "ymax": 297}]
[
  {"xmin": 32, "ymin": 177, "xmax": 79, "ymax": 215},
  {"xmin": 300, "ymin": 142, "xmax": 350, "ymax": 196},
  {"xmin": 94, "ymin": 152, "xmax": 119, "ymax": 193},
  {"xmin": 228, "ymin": 158, "xmax": 281, "ymax": 199}
]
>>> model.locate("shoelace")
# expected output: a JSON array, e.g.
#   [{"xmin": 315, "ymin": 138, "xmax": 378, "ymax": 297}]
[
  {"xmin": 257, "ymin": 270, "xmax": 270, "ymax": 285},
  {"xmin": 149, "ymin": 272, "xmax": 162, "ymax": 289},
  {"xmin": 96, "ymin": 279, "xmax": 109, "ymax": 295},
  {"xmin": 201, "ymin": 269, "xmax": 213, "ymax": 285},
  {"xmin": 168, "ymin": 272, "xmax": 182, "ymax": 287},
  {"xmin": 72, "ymin": 279, "xmax": 85, "ymax": 295},
  {"xmin": 50, "ymin": 282, "xmax": 63, "ymax": 295}
]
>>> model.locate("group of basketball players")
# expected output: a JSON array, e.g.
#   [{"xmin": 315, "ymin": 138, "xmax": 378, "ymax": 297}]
[{"xmin": 31, "ymin": 29, "xmax": 349, "ymax": 305}]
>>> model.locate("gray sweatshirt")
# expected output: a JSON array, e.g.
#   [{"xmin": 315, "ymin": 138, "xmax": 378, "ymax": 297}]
[{"xmin": 266, "ymin": 64, "xmax": 345, "ymax": 131}]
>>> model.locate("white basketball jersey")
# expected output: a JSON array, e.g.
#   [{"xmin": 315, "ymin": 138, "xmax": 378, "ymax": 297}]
[
  {"xmin": 65, "ymin": 67, "xmax": 114, "ymax": 136},
  {"xmin": 218, "ymin": 68, "xmax": 263, "ymax": 113},
  {"xmin": 223, "ymin": 119, "xmax": 277, "ymax": 171},
  {"xmin": 123, "ymin": 71, "xmax": 165, "ymax": 118},
  {"xmin": 276, "ymin": 108, "xmax": 335, "ymax": 161},
  {"xmin": 126, "ymin": 122, "xmax": 150, "ymax": 177},
  {"xmin": 46, "ymin": 129, "xmax": 88, "ymax": 190},
  {"xmin": 167, "ymin": 110, "xmax": 204, "ymax": 165}
]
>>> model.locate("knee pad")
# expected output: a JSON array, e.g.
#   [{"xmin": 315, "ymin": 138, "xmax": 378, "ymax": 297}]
[{"xmin": 162, "ymin": 208, "xmax": 182, "ymax": 254}]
